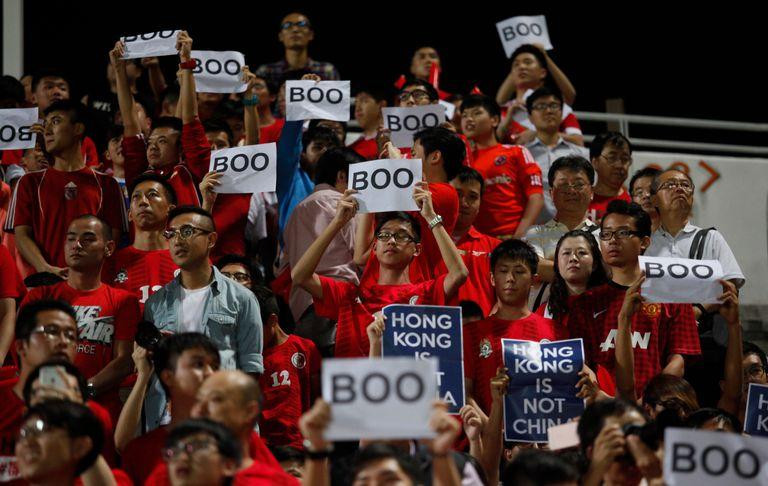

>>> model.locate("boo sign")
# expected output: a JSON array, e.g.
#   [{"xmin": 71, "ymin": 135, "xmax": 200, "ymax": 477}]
[
  {"xmin": 502, "ymin": 338, "xmax": 585, "ymax": 443},
  {"xmin": 382, "ymin": 105, "xmax": 446, "ymax": 148},
  {"xmin": 638, "ymin": 256, "xmax": 724, "ymax": 304},
  {"xmin": 0, "ymin": 108, "xmax": 38, "ymax": 150},
  {"xmin": 190, "ymin": 50, "xmax": 248, "ymax": 93},
  {"xmin": 348, "ymin": 158, "xmax": 421, "ymax": 213},
  {"xmin": 496, "ymin": 15, "xmax": 553, "ymax": 58},
  {"xmin": 208, "ymin": 143, "xmax": 276, "ymax": 194},
  {"xmin": 382, "ymin": 304, "xmax": 465, "ymax": 414},
  {"xmin": 121, "ymin": 30, "xmax": 179, "ymax": 59},
  {"xmin": 285, "ymin": 81, "xmax": 350, "ymax": 122}
]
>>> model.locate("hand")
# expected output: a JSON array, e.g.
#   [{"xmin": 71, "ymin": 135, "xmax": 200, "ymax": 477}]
[
  {"xmin": 299, "ymin": 398, "xmax": 332, "ymax": 451},
  {"xmin": 576, "ymin": 367, "xmax": 600, "ymax": 405},
  {"xmin": 366, "ymin": 312, "xmax": 385, "ymax": 345},
  {"xmin": 376, "ymin": 126, "xmax": 392, "ymax": 157},
  {"xmin": 133, "ymin": 344, "xmax": 153, "ymax": 378},
  {"xmin": 626, "ymin": 435, "xmax": 662, "ymax": 480},
  {"xmin": 619, "ymin": 273, "xmax": 646, "ymax": 321},
  {"xmin": 301, "ymin": 73, "xmax": 322, "ymax": 83},
  {"xmin": 141, "ymin": 57, "xmax": 160, "ymax": 67},
  {"xmin": 459, "ymin": 403, "xmax": 488, "ymax": 442},
  {"xmin": 109, "ymin": 41, "xmax": 126, "ymax": 69},
  {"xmin": 532, "ymin": 43, "xmax": 548, "ymax": 55},
  {"xmin": 241, "ymin": 65, "xmax": 259, "ymax": 101},
  {"xmin": 44, "ymin": 265, "xmax": 69, "ymax": 279},
  {"xmin": 515, "ymin": 129, "xmax": 537, "ymax": 145},
  {"xmin": 589, "ymin": 423, "xmax": 626, "ymax": 475},
  {"xmin": 30, "ymin": 367, "xmax": 83, "ymax": 405},
  {"xmin": 199, "ymin": 171, "xmax": 223, "ymax": 212},
  {"xmin": 383, "ymin": 141, "xmax": 402, "ymax": 160},
  {"xmin": 490, "ymin": 367, "xmax": 510, "ymax": 402},
  {"xmin": 176, "ymin": 31, "xmax": 193, "ymax": 63},
  {"xmin": 413, "ymin": 181, "xmax": 436, "ymax": 221},
  {"xmin": 426, "ymin": 402, "xmax": 461, "ymax": 456},
  {"xmin": 333, "ymin": 189, "xmax": 358, "ymax": 226},
  {"xmin": 717, "ymin": 279, "xmax": 739, "ymax": 325}
]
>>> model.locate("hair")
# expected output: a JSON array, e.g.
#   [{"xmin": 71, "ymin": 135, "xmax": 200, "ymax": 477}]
[
  {"xmin": 301, "ymin": 125, "xmax": 342, "ymax": 154},
  {"xmin": 314, "ymin": 147, "xmax": 364, "ymax": 186},
  {"xmin": 252, "ymin": 285, "xmax": 281, "ymax": 325},
  {"xmin": 23, "ymin": 360, "xmax": 88, "ymax": 405},
  {"xmin": 510, "ymin": 44, "xmax": 549, "ymax": 75},
  {"xmin": 43, "ymin": 99, "xmax": 88, "ymax": 137},
  {"xmin": 686, "ymin": 408, "xmax": 742, "ymax": 432},
  {"xmin": 374, "ymin": 212, "xmax": 421, "ymax": 243},
  {"xmin": 459, "ymin": 300, "xmax": 484, "ymax": 321},
  {"xmin": 128, "ymin": 172, "xmax": 178, "ymax": 206},
  {"xmin": 629, "ymin": 167, "xmax": 662, "ymax": 196},
  {"xmin": 203, "ymin": 118, "xmax": 234, "ymax": 147},
  {"xmin": 162, "ymin": 87, "xmax": 180, "ymax": 105},
  {"xmin": 548, "ymin": 230, "xmax": 608, "ymax": 319},
  {"xmin": 744, "ymin": 341, "xmax": 768, "ymax": 369},
  {"xmin": 525, "ymin": 86, "xmax": 564, "ymax": 114},
  {"xmin": 413, "ymin": 127, "xmax": 465, "ymax": 181},
  {"xmin": 502, "ymin": 449, "xmax": 579, "ymax": 486},
  {"xmin": 452, "ymin": 166, "xmax": 485, "ymax": 194},
  {"xmin": 0, "ymin": 75, "xmax": 25, "ymax": 106},
  {"xmin": 167, "ymin": 418, "xmax": 243, "ymax": 465},
  {"xmin": 642, "ymin": 374, "xmax": 700, "ymax": 420},
  {"xmin": 308, "ymin": 119, "xmax": 347, "ymax": 142},
  {"xmin": 649, "ymin": 168, "xmax": 695, "ymax": 195},
  {"xmin": 589, "ymin": 131, "xmax": 633, "ymax": 160},
  {"xmin": 400, "ymin": 78, "xmax": 439, "ymax": 103},
  {"xmin": 548, "ymin": 155, "xmax": 595, "ymax": 188},
  {"xmin": 16, "ymin": 299, "xmax": 77, "ymax": 342},
  {"xmin": 601, "ymin": 200, "xmax": 652, "ymax": 238},
  {"xmin": 350, "ymin": 443, "xmax": 423, "ymax": 484},
  {"xmin": 31, "ymin": 69, "xmax": 69, "ymax": 92},
  {"xmin": 151, "ymin": 116, "xmax": 183, "ymax": 134},
  {"xmin": 460, "ymin": 93, "xmax": 501, "ymax": 119},
  {"xmin": 24, "ymin": 400, "xmax": 103, "ymax": 476},
  {"xmin": 490, "ymin": 239, "xmax": 538, "ymax": 274},
  {"xmin": 353, "ymin": 81, "xmax": 390, "ymax": 103},
  {"xmin": 152, "ymin": 333, "xmax": 221, "ymax": 396},
  {"xmin": 167, "ymin": 205, "xmax": 216, "ymax": 232},
  {"xmin": 69, "ymin": 214, "xmax": 112, "ymax": 241},
  {"xmin": 270, "ymin": 445, "xmax": 304, "ymax": 464},
  {"xmin": 577, "ymin": 399, "xmax": 645, "ymax": 455}
]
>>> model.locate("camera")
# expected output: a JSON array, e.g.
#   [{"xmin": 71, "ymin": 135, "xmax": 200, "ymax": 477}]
[{"xmin": 134, "ymin": 320, "xmax": 163, "ymax": 352}]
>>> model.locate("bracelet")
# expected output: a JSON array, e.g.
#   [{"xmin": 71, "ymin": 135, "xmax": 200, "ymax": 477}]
[
  {"xmin": 427, "ymin": 214, "xmax": 443, "ymax": 230},
  {"xmin": 242, "ymin": 95, "xmax": 260, "ymax": 107},
  {"xmin": 179, "ymin": 60, "xmax": 196, "ymax": 70},
  {"xmin": 303, "ymin": 438, "xmax": 333, "ymax": 459}
]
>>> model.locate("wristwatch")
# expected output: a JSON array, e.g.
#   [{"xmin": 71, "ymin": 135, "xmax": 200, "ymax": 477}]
[
  {"xmin": 427, "ymin": 214, "xmax": 443, "ymax": 230},
  {"xmin": 302, "ymin": 439, "xmax": 333, "ymax": 460}
]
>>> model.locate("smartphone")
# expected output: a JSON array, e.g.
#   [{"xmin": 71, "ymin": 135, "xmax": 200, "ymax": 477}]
[{"xmin": 39, "ymin": 366, "xmax": 67, "ymax": 392}]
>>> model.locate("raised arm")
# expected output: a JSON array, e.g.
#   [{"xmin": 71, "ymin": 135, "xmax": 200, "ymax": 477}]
[
  {"xmin": 110, "ymin": 41, "xmax": 140, "ymax": 138},
  {"xmin": 366, "ymin": 313, "xmax": 385, "ymax": 358},
  {"xmin": 482, "ymin": 367, "xmax": 509, "ymax": 486},
  {"xmin": 427, "ymin": 403, "xmax": 463, "ymax": 486},
  {"xmin": 615, "ymin": 275, "xmax": 643, "ymax": 402},
  {"xmin": 353, "ymin": 213, "xmax": 374, "ymax": 267},
  {"xmin": 176, "ymin": 31, "xmax": 197, "ymax": 125},
  {"xmin": 535, "ymin": 44, "xmax": 576, "ymax": 106},
  {"xmin": 114, "ymin": 345, "xmax": 153, "ymax": 452},
  {"xmin": 242, "ymin": 66, "xmax": 260, "ymax": 145},
  {"xmin": 717, "ymin": 280, "xmax": 743, "ymax": 414}
]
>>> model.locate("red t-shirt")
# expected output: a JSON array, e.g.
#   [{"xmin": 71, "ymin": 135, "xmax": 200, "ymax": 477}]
[
  {"xmin": 259, "ymin": 118, "xmax": 285, "ymax": 145},
  {"xmin": 349, "ymin": 136, "xmax": 379, "ymax": 160},
  {"xmin": 0, "ymin": 244, "xmax": 24, "ymax": 301},
  {"xmin": 0, "ymin": 377, "xmax": 24, "ymax": 484},
  {"xmin": 587, "ymin": 189, "xmax": 631, "ymax": 224},
  {"xmin": 567, "ymin": 282, "xmax": 701, "ymax": 396},
  {"xmin": 315, "ymin": 274, "xmax": 447, "ymax": 358},
  {"xmin": 102, "ymin": 246, "xmax": 178, "ymax": 311},
  {"xmin": 471, "ymin": 144, "xmax": 543, "ymax": 237},
  {"xmin": 122, "ymin": 425, "xmax": 168, "ymax": 486},
  {"xmin": 259, "ymin": 335, "xmax": 320, "ymax": 449},
  {"xmin": 233, "ymin": 461, "xmax": 300, "ymax": 485},
  {"xmin": 463, "ymin": 314, "xmax": 561, "ymax": 414},
  {"xmin": 4, "ymin": 167, "xmax": 128, "ymax": 268}
]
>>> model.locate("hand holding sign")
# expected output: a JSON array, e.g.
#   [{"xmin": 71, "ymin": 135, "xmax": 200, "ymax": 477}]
[
  {"xmin": 121, "ymin": 30, "xmax": 180, "ymax": 59},
  {"xmin": 199, "ymin": 171, "xmax": 223, "ymax": 212},
  {"xmin": 208, "ymin": 143, "xmax": 277, "ymax": 194},
  {"xmin": 286, "ymin": 80, "xmax": 351, "ymax": 121},
  {"xmin": 496, "ymin": 15, "xmax": 553, "ymax": 58},
  {"xmin": 191, "ymin": 51, "xmax": 249, "ymax": 93},
  {"xmin": 638, "ymin": 256, "xmax": 724, "ymax": 304},
  {"xmin": 459, "ymin": 403, "xmax": 488, "ymax": 442},
  {"xmin": 717, "ymin": 279, "xmax": 740, "ymax": 324},
  {"xmin": 619, "ymin": 273, "xmax": 646, "ymax": 321},
  {"xmin": 413, "ymin": 181, "xmax": 438, "ymax": 221},
  {"xmin": 426, "ymin": 402, "xmax": 462, "ymax": 456},
  {"xmin": 176, "ymin": 31, "xmax": 192, "ymax": 62},
  {"xmin": 332, "ymin": 189, "xmax": 359, "ymax": 227},
  {"xmin": 382, "ymin": 105, "xmax": 446, "ymax": 148},
  {"xmin": 348, "ymin": 158, "xmax": 421, "ymax": 213}
]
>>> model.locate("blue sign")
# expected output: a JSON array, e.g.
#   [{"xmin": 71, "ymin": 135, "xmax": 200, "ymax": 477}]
[
  {"xmin": 382, "ymin": 304, "xmax": 464, "ymax": 413},
  {"xmin": 502, "ymin": 338, "xmax": 585, "ymax": 442},
  {"xmin": 744, "ymin": 383, "xmax": 768, "ymax": 437}
]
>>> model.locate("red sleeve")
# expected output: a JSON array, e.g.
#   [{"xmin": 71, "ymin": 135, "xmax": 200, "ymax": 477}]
[
  {"xmin": 560, "ymin": 113, "xmax": 582, "ymax": 134},
  {"xmin": 249, "ymin": 433, "xmax": 281, "ymax": 467},
  {"xmin": 0, "ymin": 245, "xmax": 21, "ymax": 299},
  {"xmin": 143, "ymin": 464, "xmax": 168, "ymax": 486},
  {"xmin": 1, "ymin": 150, "xmax": 23, "ymax": 166},
  {"xmin": 114, "ymin": 290, "xmax": 140, "ymax": 341},
  {"xmin": 82, "ymin": 136, "xmax": 100, "ymax": 167},
  {"xmin": 664, "ymin": 304, "xmax": 701, "ymax": 356},
  {"xmin": 122, "ymin": 135, "xmax": 149, "ymax": 187},
  {"xmin": 181, "ymin": 118, "xmax": 212, "ymax": 183},
  {"xmin": 313, "ymin": 276, "xmax": 356, "ymax": 320},
  {"xmin": 99, "ymin": 175, "xmax": 129, "ymax": 233},
  {"xmin": 422, "ymin": 274, "xmax": 448, "ymax": 305},
  {"xmin": 6, "ymin": 173, "xmax": 34, "ymax": 231},
  {"xmin": 516, "ymin": 146, "xmax": 544, "ymax": 198}
]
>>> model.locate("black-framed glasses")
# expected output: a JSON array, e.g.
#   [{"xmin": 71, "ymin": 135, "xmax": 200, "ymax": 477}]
[
  {"xmin": 375, "ymin": 231, "xmax": 416, "ymax": 244},
  {"xmin": 32, "ymin": 325, "xmax": 77, "ymax": 344},
  {"xmin": 553, "ymin": 181, "xmax": 588, "ymax": 192},
  {"xmin": 163, "ymin": 438, "xmax": 217, "ymax": 462},
  {"xmin": 163, "ymin": 225, "xmax": 212, "ymax": 241},
  {"xmin": 599, "ymin": 154, "xmax": 632, "ymax": 166},
  {"xmin": 222, "ymin": 272, "xmax": 251, "ymax": 283},
  {"xmin": 599, "ymin": 229, "xmax": 643, "ymax": 241},
  {"xmin": 657, "ymin": 180, "xmax": 695, "ymax": 193},
  {"xmin": 531, "ymin": 102, "xmax": 562, "ymax": 112},
  {"xmin": 281, "ymin": 20, "xmax": 310, "ymax": 30},
  {"xmin": 398, "ymin": 89, "xmax": 430, "ymax": 103}
]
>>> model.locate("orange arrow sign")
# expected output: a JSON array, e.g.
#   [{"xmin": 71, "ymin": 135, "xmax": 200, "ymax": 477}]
[{"xmin": 698, "ymin": 160, "xmax": 720, "ymax": 192}]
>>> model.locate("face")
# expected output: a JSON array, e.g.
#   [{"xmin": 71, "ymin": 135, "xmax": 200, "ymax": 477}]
[
  {"xmin": 592, "ymin": 142, "xmax": 631, "ymax": 190},
  {"xmin": 600, "ymin": 214, "xmax": 649, "ymax": 268},
  {"xmin": 192, "ymin": 373, "xmax": 257, "ymax": 434},
  {"xmin": 450, "ymin": 177, "xmax": 482, "ymax": 227},
  {"xmin": 197, "ymin": 92, "xmax": 224, "ymax": 107},
  {"xmin": 557, "ymin": 236, "xmax": 595, "ymax": 287},
  {"xmin": 34, "ymin": 76, "xmax": 70, "ymax": 110},
  {"xmin": 130, "ymin": 180, "xmax": 174, "ymax": 231},
  {"xmin": 352, "ymin": 458, "xmax": 414, "ymax": 486},
  {"xmin": 225, "ymin": 117, "xmax": 244, "ymax": 145},
  {"xmin": 698, "ymin": 418, "xmax": 736, "ymax": 433},
  {"xmin": 278, "ymin": 13, "xmax": 314, "ymax": 49},
  {"xmin": 280, "ymin": 458, "xmax": 304, "ymax": 478},
  {"xmin": 220, "ymin": 263, "xmax": 252, "ymax": 288},
  {"xmin": 16, "ymin": 416, "xmax": 85, "ymax": 482},
  {"xmin": 205, "ymin": 130, "xmax": 231, "ymax": 152},
  {"xmin": 650, "ymin": 171, "xmax": 694, "ymax": 214},
  {"xmin": 461, "ymin": 105, "xmax": 497, "ymax": 140},
  {"xmin": 163, "ymin": 348, "xmax": 219, "ymax": 401},
  {"xmin": 599, "ymin": 410, "xmax": 646, "ymax": 486},
  {"xmin": 491, "ymin": 257, "xmax": 533, "ymax": 306},
  {"xmin": 317, "ymin": 120, "xmax": 345, "ymax": 144},
  {"xmin": 21, "ymin": 147, "xmax": 50, "ymax": 172},
  {"xmin": 373, "ymin": 219, "xmax": 420, "ymax": 268},
  {"xmin": 630, "ymin": 176, "xmax": 655, "ymax": 215},
  {"xmin": 277, "ymin": 84, "xmax": 286, "ymax": 118},
  {"xmin": 743, "ymin": 353, "xmax": 767, "ymax": 388},
  {"xmin": 251, "ymin": 77, "xmax": 274, "ymax": 109},
  {"xmin": 355, "ymin": 93, "xmax": 383, "ymax": 130},
  {"xmin": 550, "ymin": 169, "xmax": 593, "ymax": 215},
  {"xmin": 511, "ymin": 53, "xmax": 547, "ymax": 89},
  {"xmin": 304, "ymin": 138, "xmax": 331, "ymax": 169},
  {"xmin": 166, "ymin": 213, "xmax": 216, "ymax": 269},
  {"xmin": 166, "ymin": 432, "xmax": 236, "ymax": 486},
  {"xmin": 43, "ymin": 110, "xmax": 82, "ymax": 155},
  {"xmin": 410, "ymin": 47, "xmax": 440, "ymax": 79},
  {"xmin": 147, "ymin": 126, "xmax": 181, "ymax": 168},
  {"xmin": 529, "ymin": 95, "xmax": 562, "ymax": 133},
  {"xmin": 21, "ymin": 75, "xmax": 34, "ymax": 104},
  {"xmin": 65, "ymin": 218, "xmax": 113, "ymax": 271},
  {"xmin": 18, "ymin": 310, "xmax": 78, "ymax": 371},
  {"xmin": 398, "ymin": 84, "xmax": 433, "ymax": 107},
  {"xmin": 106, "ymin": 135, "xmax": 124, "ymax": 169}
]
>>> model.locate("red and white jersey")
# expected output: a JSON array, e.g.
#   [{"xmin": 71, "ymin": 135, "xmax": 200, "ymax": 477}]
[{"xmin": 102, "ymin": 246, "xmax": 178, "ymax": 311}]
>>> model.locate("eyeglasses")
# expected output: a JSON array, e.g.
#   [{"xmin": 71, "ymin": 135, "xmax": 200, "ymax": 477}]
[
  {"xmin": 657, "ymin": 180, "xmax": 694, "ymax": 193},
  {"xmin": 222, "ymin": 272, "xmax": 251, "ymax": 283},
  {"xmin": 599, "ymin": 229, "xmax": 643, "ymax": 241},
  {"xmin": 163, "ymin": 224, "xmax": 212, "ymax": 241},
  {"xmin": 281, "ymin": 20, "xmax": 310, "ymax": 30},
  {"xmin": 553, "ymin": 181, "xmax": 589, "ymax": 192},
  {"xmin": 599, "ymin": 154, "xmax": 633, "ymax": 166},
  {"xmin": 398, "ymin": 89, "xmax": 430, "ymax": 103},
  {"xmin": 631, "ymin": 188, "xmax": 651, "ymax": 198},
  {"xmin": 32, "ymin": 325, "xmax": 77, "ymax": 344},
  {"xmin": 375, "ymin": 231, "xmax": 416, "ymax": 244},
  {"xmin": 18, "ymin": 419, "xmax": 54, "ymax": 441},
  {"xmin": 163, "ymin": 439, "xmax": 217, "ymax": 461},
  {"xmin": 531, "ymin": 102, "xmax": 562, "ymax": 112},
  {"xmin": 744, "ymin": 365, "xmax": 767, "ymax": 380}
]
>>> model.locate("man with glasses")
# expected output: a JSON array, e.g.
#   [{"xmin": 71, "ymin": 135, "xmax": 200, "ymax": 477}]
[
  {"xmin": 568, "ymin": 200, "xmax": 700, "ymax": 397},
  {"xmin": 164, "ymin": 419, "xmax": 243, "ymax": 486},
  {"xmin": 629, "ymin": 167, "xmax": 662, "ymax": 233},
  {"xmin": 397, "ymin": 79, "xmax": 440, "ymax": 107},
  {"xmin": 588, "ymin": 132, "xmax": 633, "ymax": 223},
  {"xmin": 524, "ymin": 88, "xmax": 588, "ymax": 223}
]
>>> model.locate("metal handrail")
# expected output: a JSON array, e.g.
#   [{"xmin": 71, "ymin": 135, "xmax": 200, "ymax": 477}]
[{"xmin": 581, "ymin": 135, "xmax": 768, "ymax": 156}]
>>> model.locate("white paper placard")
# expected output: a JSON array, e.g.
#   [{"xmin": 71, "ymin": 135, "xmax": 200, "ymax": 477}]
[
  {"xmin": 348, "ymin": 158, "xmax": 422, "ymax": 213},
  {"xmin": 496, "ymin": 15, "xmax": 552, "ymax": 58},
  {"xmin": 208, "ymin": 143, "xmax": 276, "ymax": 194},
  {"xmin": 191, "ymin": 50, "xmax": 248, "ymax": 94},
  {"xmin": 382, "ymin": 105, "xmax": 446, "ymax": 148},
  {"xmin": 121, "ymin": 30, "xmax": 180, "ymax": 59},
  {"xmin": 0, "ymin": 108, "xmax": 38, "ymax": 150},
  {"xmin": 285, "ymin": 81, "xmax": 351, "ymax": 122},
  {"xmin": 322, "ymin": 357, "xmax": 437, "ymax": 441},
  {"xmin": 638, "ymin": 256, "xmax": 723, "ymax": 304},
  {"xmin": 439, "ymin": 99, "xmax": 456, "ymax": 120}
]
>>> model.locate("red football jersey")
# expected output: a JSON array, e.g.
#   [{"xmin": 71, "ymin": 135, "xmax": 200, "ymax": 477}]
[
  {"xmin": 259, "ymin": 335, "xmax": 321, "ymax": 449},
  {"xmin": 567, "ymin": 282, "xmax": 701, "ymax": 397},
  {"xmin": 4, "ymin": 167, "xmax": 128, "ymax": 268},
  {"xmin": 233, "ymin": 461, "xmax": 300, "ymax": 486},
  {"xmin": 463, "ymin": 314, "xmax": 561, "ymax": 414},
  {"xmin": 259, "ymin": 118, "xmax": 285, "ymax": 144},
  {"xmin": 315, "ymin": 275, "xmax": 447, "ymax": 358},
  {"xmin": 122, "ymin": 425, "xmax": 168, "ymax": 486},
  {"xmin": 587, "ymin": 190, "xmax": 631, "ymax": 224},
  {"xmin": 0, "ymin": 244, "xmax": 24, "ymax": 301},
  {"xmin": 0, "ymin": 377, "xmax": 23, "ymax": 484},
  {"xmin": 349, "ymin": 135, "xmax": 379, "ymax": 160},
  {"xmin": 471, "ymin": 144, "xmax": 543, "ymax": 237},
  {"xmin": 102, "ymin": 246, "xmax": 178, "ymax": 311}
]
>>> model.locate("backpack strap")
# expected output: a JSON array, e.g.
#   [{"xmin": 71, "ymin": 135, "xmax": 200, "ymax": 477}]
[{"xmin": 689, "ymin": 227, "xmax": 716, "ymax": 260}]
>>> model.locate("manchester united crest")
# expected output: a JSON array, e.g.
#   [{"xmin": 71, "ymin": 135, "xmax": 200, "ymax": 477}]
[
  {"xmin": 641, "ymin": 303, "xmax": 661, "ymax": 318},
  {"xmin": 479, "ymin": 338, "xmax": 492, "ymax": 358},
  {"xmin": 291, "ymin": 352, "xmax": 306, "ymax": 369},
  {"xmin": 115, "ymin": 269, "xmax": 128, "ymax": 284}
]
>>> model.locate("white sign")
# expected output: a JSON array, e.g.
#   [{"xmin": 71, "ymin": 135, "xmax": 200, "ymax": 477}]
[
  {"xmin": 382, "ymin": 105, "xmax": 445, "ymax": 148},
  {"xmin": 664, "ymin": 428, "xmax": 768, "ymax": 485},
  {"xmin": 439, "ymin": 100, "xmax": 456, "ymax": 120},
  {"xmin": 0, "ymin": 108, "xmax": 37, "ymax": 150},
  {"xmin": 348, "ymin": 158, "xmax": 422, "ymax": 213},
  {"xmin": 208, "ymin": 143, "xmax": 277, "ymax": 194},
  {"xmin": 638, "ymin": 256, "xmax": 723, "ymax": 304},
  {"xmin": 496, "ymin": 15, "xmax": 552, "ymax": 58},
  {"xmin": 285, "ymin": 81, "xmax": 351, "ymax": 122},
  {"xmin": 322, "ymin": 357, "xmax": 437, "ymax": 440},
  {"xmin": 121, "ymin": 30, "xmax": 180, "ymax": 59},
  {"xmin": 190, "ymin": 50, "xmax": 248, "ymax": 94}
]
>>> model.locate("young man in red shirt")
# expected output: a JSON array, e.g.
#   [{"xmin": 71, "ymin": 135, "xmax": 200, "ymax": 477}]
[
  {"xmin": 293, "ymin": 184, "xmax": 468, "ymax": 358},
  {"xmin": 21, "ymin": 215, "xmax": 140, "ymax": 421},
  {"xmin": 5, "ymin": 100, "xmax": 127, "ymax": 278},
  {"xmin": 463, "ymin": 239, "xmax": 562, "ymax": 415},
  {"xmin": 587, "ymin": 132, "xmax": 633, "ymax": 223},
  {"xmin": 349, "ymin": 84, "xmax": 387, "ymax": 160},
  {"xmin": 460, "ymin": 94, "xmax": 544, "ymax": 239},
  {"xmin": 253, "ymin": 76, "xmax": 284, "ymax": 144},
  {"xmin": 568, "ymin": 200, "xmax": 701, "ymax": 397}
]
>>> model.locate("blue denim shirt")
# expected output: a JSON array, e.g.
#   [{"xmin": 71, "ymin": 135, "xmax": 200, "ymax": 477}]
[{"xmin": 141, "ymin": 266, "xmax": 264, "ymax": 431}]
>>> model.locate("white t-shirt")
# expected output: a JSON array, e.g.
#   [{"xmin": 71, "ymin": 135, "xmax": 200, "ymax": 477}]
[{"xmin": 179, "ymin": 285, "xmax": 211, "ymax": 333}]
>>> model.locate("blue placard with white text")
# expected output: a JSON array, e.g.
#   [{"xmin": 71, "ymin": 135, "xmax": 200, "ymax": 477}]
[
  {"xmin": 744, "ymin": 383, "xmax": 768, "ymax": 437},
  {"xmin": 502, "ymin": 338, "xmax": 585, "ymax": 442},
  {"xmin": 382, "ymin": 304, "xmax": 464, "ymax": 413}
]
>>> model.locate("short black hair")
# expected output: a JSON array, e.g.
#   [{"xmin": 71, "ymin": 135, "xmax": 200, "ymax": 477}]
[
  {"xmin": 649, "ymin": 168, "xmax": 694, "ymax": 195},
  {"xmin": 490, "ymin": 239, "xmax": 538, "ymax": 275},
  {"xmin": 203, "ymin": 118, "xmax": 234, "ymax": 147},
  {"xmin": 589, "ymin": 131, "xmax": 633, "ymax": 160},
  {"xmin": 215, "ymin": 254, "xmax": 263, "ymax": 288},
  {"xmin": 548, "ymin": 155, "xmax": 595, "ymax": 188},
  {"xmin": 459, "ymin": 300, "xmax": 484, "ymax": 321},
  {"xmin": 43, "ymin": 100, "xmax": 89, "ymax": 137},
  {"xmin": 151, "ymin": 116, "xmax": 184, "ymax": 134},
  {"xmin": 577, "ymin": 399, "xmax": 645, "ymax": 455},
  {"xmin": 270, "ymin": 445, "xmax": 304, "ymax": 464},
  {"xmin": 400, "ymin": 78, "xmax": 439, "ymax": 103},
  {"xmin": 744, "ymin": 341, "xmax": 767, "ymax": 369},
  {"xmin": 302, "ymin": 125, "xmax": 342, "ymax": 153},
  {"xmin": 24, "ymin": 400, "xmax": 103, "ymax": 476},
  {"xmin": 374, "ymin": 212, "xmax": 421, "ymax": 243},
  {"xmin": 350, "ymin": 443, "xmax": 423, "ymax": 484},
  {"xmin": 16, "ymin": 300, "xmax": 77, "ymax": 342},
  {"xmin": 0, "ymin": 75, "xmax": 25, "ymax": 106},
  {"xmin": 128, "ymin": 172, "xmax": 178, "ymax": 206},
  {"xmin": 526, "ymin": 86, "xmax": 564, "ymax": 114},
  {"xmin": 686, "ymin": 408, "xmax": 742, "ymax": 431},
  {"xmin": 353, "ymin": 81, "xmax": 390, "ymax": 103},
  {"xmin": 69, "ymin": 214, "xmax": 112, "ymax": 241},
  {"xmin": 452, "ymin": 166, "xmax": 485, "ymax": 194},
  {"xmin": 510, "ymin": 44, "xmax": 548, "ymax": 73},
  {"xmin": 31, "ymin": 69, "xmax": 70, "ymax": 92},
  {"xmin": 629, "ymin": 167, "xmax": 662, "ymax": 195},
  {"xmin": 460, "ymin": 94, "xmax": 501, "ymax": 119},
  {"xmin": 168, "ymin": 205, "xmax": 216, "ymax": 232},
  {"xmin": 502, "ymin": 449, "xmax": 579, "ymax": 486},
  {"xmin": 314, "ymin": 147, "xmax": 364, "ymax": 186},
  {"xmin": 152, "ymin": 333, "xmax": 220, "ymax": 396},
  {"xmin": 601, "ymin": 200, "xmax": 652, "ymax": 238},
  {"xmin": 23, "ymin": 360, "xmax": 88, "ymax": 406},
  {"xmin": 308, "ymin": 119, "xmax": 347, "ymax": 143},
  {"xmin": 252, "ymin": 285, "xmax": 281, "ymax": 325},
  {"xmin": 167, "ymin": 418, "xmax": 243, "ymax": 465},
  {"xmin": 413, "ymin": 127, "xmax": 465, "ymax": 181}
]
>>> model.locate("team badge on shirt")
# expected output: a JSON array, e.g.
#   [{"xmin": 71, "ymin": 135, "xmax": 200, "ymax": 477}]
[
  {"xmin": 114, "ymin": 269, "xmax": 128, "ymax": 284},
  {"xmin": 64, "ymin": 182, "xmax": 77, "ymax": 200},
  {"xmin": 291, "ymin": 352, "xmax": 306, "ymax": 369},
  {"xmin": 479, "ymin": 338, "xmax": 492, "ymax": 358},
  {"xmin": 641, "ymin": 303, "xmax": 661, "ymax": 318},
  {"xmin": 494, "ymin": 155, "xmax": 507, "ymax": 166},
  {"xmin": 408, "ymin": 295, "xmax": 419, "ymax": 305}
]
